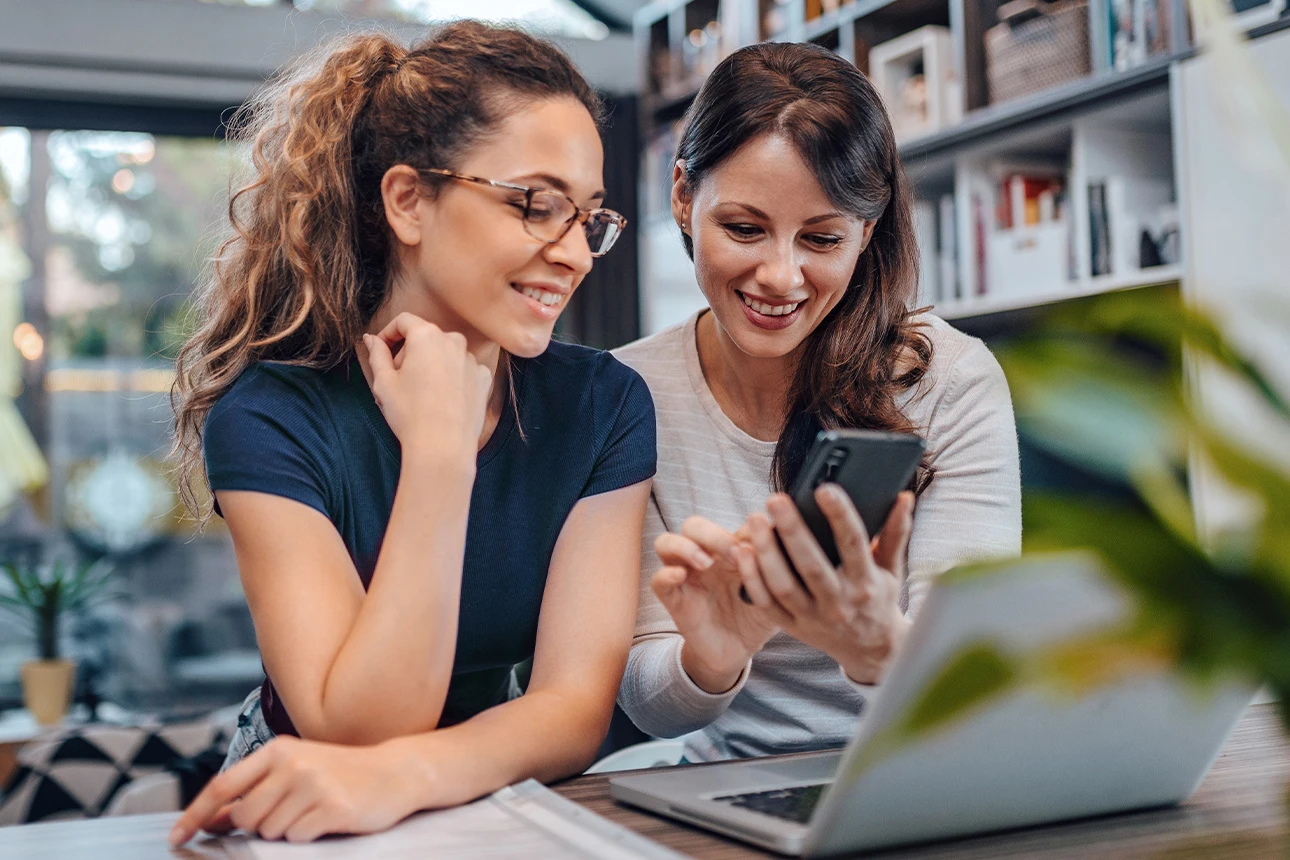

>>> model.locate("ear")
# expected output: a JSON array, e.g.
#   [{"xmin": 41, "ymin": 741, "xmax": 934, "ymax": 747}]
[
  {"xmin": 858, "ymin": 219, "xmax": 877, "ymax": 253},
  {"xmin": 381, "ymin": 165, "xmax": 426, "ymax": 247},
  {"xmin": 670, "ymin": 160, "xmax": 693, "ymax": 235}
]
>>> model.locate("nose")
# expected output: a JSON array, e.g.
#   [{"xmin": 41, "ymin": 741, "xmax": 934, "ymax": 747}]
[
  {"xmin": 543, "ymin": 218, "xmax": 594, "ymax": 277},
  {"xmin": 756, "ymin": 239, "xmax": 805, "ymax": 295}
]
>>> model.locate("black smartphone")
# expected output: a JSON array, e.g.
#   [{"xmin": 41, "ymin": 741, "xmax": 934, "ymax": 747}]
[
  {"xmin": 739, "ymin": 429, "xmax": 924, "ymax": 603},
  {"xmin": 788, "ymin": 429, "xmax": 926, "ymax": 567}
]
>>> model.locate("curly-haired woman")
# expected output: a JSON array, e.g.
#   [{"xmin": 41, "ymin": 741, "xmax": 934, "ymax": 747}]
[{"xmin": 169, "ymin": 21, "xmax": 653, "ymax": 844}]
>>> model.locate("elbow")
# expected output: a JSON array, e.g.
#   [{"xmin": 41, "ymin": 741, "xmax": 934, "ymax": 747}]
[
  {"xmin": 528, "ymin": 686, "xmax": 618, "ymax": 778},
  {"xmin": 298, "ymin": 716, "xmax": 441, "ymax": 747},
  {"xmin": 617, "ymin": 699, "xmax": 704, "ymax": 740},
  {"xmin": 293, "ymin": 685, "xmax": 446, "ymax": 746}
]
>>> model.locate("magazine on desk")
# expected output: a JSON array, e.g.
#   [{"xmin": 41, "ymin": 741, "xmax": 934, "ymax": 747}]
[{"xmin": 224, "ymin": 779, "xmax": 683, "ymax": 860}]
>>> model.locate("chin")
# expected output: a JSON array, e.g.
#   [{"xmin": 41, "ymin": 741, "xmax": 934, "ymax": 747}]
[
  {"xmin": 719, "ymin": 311, "xmax": 806, "ymax": 361},
  {"xmin": 500, "ymin": 325, "xmax": 556, "ymax": 359}
]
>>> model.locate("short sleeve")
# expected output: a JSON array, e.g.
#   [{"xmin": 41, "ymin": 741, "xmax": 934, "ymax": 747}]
[
  {"xmin": 579, "ymin": 358, "xmax": 657, "ymax": 499},
  {"xmin": 203, "ymin": 366, "xmax": 335, "ymax": 520}
]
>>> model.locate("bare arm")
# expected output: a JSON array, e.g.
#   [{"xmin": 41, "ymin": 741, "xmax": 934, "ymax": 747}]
[
  {"xmin": 220, "ymin": 314, "xmax": 493, "ymax": 746},
  {"xmin": 170, "ymin": 479, "xmax": 651, "ymax": 845},
  {"xmin": 394, "ymin": 478, "xmax": 652, "ymax": 791},
  {"xmin": 218, "ymin": 445, "xmax": 473, "ymax": 745}
]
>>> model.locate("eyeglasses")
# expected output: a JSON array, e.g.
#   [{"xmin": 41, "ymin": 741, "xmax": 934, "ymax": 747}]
[{"xmin": 420, "ymin": 168, "xmax": 627, "ymax": 258}]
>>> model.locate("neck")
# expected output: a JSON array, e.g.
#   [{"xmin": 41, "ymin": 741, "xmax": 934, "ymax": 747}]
[{"xmin": 695, "ymin": 310, "xmax": 798, "ymax": 442}]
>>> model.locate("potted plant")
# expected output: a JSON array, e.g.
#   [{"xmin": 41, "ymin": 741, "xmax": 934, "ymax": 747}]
[
  {"xmin": 0, "ymin": 558, "xmax": 112, "ymax": 725},
  {"xmin": 867, "ymin": 0, "xmax": 1290, "ymax": 763}
]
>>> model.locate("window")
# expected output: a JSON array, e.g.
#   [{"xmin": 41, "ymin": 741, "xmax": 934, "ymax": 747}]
[{"xmin": 0, "ymin": 128, "xmax": 257, "ymax": 714}]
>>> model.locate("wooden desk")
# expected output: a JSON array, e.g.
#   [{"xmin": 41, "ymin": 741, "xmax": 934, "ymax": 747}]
[{"xmin": 0, "ymin": 704, "xmax": 1285, "ymax": 859}]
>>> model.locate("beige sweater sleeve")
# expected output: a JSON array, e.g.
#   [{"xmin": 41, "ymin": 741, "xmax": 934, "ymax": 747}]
[
  {"xmin": 614, "ymin": 314, "xmax": 1022, "ymax": 750},
  {"xmin": 904, "ymin": 335, "xmax": 1023, "ymax": 617},
  {"xmin": 616, "ymin": 495, "xmax": 753, "ymax": 738}
]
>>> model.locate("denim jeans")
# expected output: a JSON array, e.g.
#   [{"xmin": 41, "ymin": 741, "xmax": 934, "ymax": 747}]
[{"xmin": 222, "ymin": 687, "xmax": 277, "ymax": 771}]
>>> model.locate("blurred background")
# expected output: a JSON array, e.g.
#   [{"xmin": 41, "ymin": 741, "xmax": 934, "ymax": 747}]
[{"xmin": 0, "ymin": 0, "xmax": 1287, "ymax": 738}]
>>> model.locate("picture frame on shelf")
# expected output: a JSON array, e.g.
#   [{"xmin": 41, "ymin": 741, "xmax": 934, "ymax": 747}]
[{"xmin": 868, "ymin": 26, "xmax": 962, "ymax": 143}]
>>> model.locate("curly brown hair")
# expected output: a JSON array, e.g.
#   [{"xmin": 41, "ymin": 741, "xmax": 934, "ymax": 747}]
[
  {"xmin": 675, "ymin": 41, "xmax": 934, "ymax": 494},
  {"xmin": 171, "ymin": 21, "xmax": 601, "ymax": 521}
]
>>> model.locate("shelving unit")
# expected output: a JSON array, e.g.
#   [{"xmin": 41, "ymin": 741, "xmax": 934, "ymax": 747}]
[
  {"xmin": 937, "ymin": 263, "xmax": 1181, "ymax": 319},
  {"xmin": 634, "ymin": 0, "xmax": 1290, "ymax": 335}
]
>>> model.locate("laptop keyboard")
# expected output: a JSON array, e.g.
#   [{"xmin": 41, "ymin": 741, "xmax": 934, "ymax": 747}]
[{"xmin": 713, "ymin": 783, "xmax": 828, "ymax": 824}]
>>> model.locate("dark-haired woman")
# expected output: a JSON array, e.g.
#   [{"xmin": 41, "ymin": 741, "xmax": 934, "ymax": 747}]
[
  {"xmin": 614, "ymin": 42, "xmax": 1021, "ymax": 761},
  {"xmin": 168, "ymin": 22, "xmax": 653, "ymax": 843}
]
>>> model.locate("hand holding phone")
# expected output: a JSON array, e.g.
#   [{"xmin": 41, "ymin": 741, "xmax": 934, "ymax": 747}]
[
  {"xmin": 791, "ymin": 429, "xmax": 925, "ymax": 566},
  {"xmin": 740, "ymin": 429, "xmax": 924, "ymax": 603}
]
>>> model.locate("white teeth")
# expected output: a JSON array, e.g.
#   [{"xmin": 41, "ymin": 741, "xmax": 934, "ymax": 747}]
[
  {"xmin": 741, "ymin": 293, "xmax": 801, "ymax": 316},
  {"xmin": 518, "ymin": 286, "xmax": 563, "ymax": 307}
]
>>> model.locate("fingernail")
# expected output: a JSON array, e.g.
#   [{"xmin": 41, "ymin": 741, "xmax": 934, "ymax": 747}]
[
  {"xmin": 693, "ymin": 550, "xmax": 714, "ymax": 569},
  {"xmin": 168, "ymin": 826, "xmax": 187, "ymax": 846},
  {"xmin": 827, "ymin": 485, "xmax": 847, "ymax": 504}
]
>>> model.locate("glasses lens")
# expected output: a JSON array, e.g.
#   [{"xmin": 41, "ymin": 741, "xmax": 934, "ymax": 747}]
[
  {"xmin": 524, "ymin": 191, "xmax": 577, "ymax": 242},
  {"xmin": 585, "ymin": 212, "xmax": 623, "ymax": 256}
]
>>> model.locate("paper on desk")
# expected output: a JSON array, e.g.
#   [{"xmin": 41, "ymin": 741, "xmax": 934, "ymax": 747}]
[{"xmin": 230, "ymin": 779, "xmax": 683, "ymax": 860}]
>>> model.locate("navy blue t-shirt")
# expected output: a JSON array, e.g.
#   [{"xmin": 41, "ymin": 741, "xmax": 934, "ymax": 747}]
[{"xmin": 203, "ymin": 342, "xmax": 656, "ymax": 736}]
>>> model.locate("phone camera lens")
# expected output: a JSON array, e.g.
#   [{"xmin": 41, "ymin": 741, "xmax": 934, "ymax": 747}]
[{"xmin": 818, "ymin": 449, "xmax": 849, "ymax": 485}]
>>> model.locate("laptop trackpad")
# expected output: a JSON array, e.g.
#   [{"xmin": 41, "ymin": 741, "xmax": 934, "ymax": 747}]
[{"xmin": 749, "ymin": 751, "xmax": 843, "ymax": 784}]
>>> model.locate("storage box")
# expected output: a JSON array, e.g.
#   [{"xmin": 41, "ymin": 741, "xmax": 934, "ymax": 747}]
[
  {"xmin": 987, "ymin": 221, "xmax": 1070, "ymax": 298},
  {"xmin": 869, "ymin": 26, "xmax": 962, "ymax": 142},
  {"xmin": 985, "ymin": 0, "xmax": 1090, "ymax": 105}
]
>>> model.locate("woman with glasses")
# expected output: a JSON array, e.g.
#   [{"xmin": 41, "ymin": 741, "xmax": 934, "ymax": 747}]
[
  {"xmin": 614, "ymin": 42, "xmax": 1021, "ymax": 762},
  {"xmin": 169, "ymin": 21, "xmax": 651, "ymax": 844}
]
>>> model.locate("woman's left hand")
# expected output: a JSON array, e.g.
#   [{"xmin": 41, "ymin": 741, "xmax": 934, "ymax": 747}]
[
  {"xmin": 739, "ymin": 487, "xmax": 916, "ymax": 685},
  {"xmin": 169, "ymin": 735, "xmax": 423, "ymax": 846}
]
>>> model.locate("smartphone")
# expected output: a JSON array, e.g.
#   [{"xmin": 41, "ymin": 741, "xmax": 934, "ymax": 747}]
[
  {"xmin": 789, "ymin": 429, "xmax": 926, "ymax": 566},
  {"xmin": 737, "ymin": 429, "xmax": 925, "ymax": 604}
]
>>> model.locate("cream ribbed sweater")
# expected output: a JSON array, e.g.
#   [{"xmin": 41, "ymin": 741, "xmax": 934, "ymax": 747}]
[{"xmin": 612, "ymin": 311, "xmax": 1022, "ymax": 761}]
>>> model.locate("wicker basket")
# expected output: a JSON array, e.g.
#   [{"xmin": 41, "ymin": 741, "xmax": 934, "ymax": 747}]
[{"xmin": 985, "ymin": 0, "xmax": 1091, "ymax": 104}]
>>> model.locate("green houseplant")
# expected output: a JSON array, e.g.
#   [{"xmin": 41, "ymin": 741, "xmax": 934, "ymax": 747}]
[
  {"xmin": 0, "ymin": 559, "xmax": 112, "ymax": 724},
  {"xmin": 869, "ymin": 0, "xmax": 1290, "ymax": 769}
]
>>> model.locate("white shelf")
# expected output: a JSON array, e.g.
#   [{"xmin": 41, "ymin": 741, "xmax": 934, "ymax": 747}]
[{"xmin": 933, "ymin": 264, "xmax": 1183, "ymax": 320}]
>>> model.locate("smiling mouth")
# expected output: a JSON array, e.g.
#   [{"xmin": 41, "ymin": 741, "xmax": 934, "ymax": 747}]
[
  {"xmin": 512, "ymin": 284, "xmax": 566, "ymax": 308},
  {"xmin": 738, "ymin": 291, "xmax": 804, "ymax": 316}
]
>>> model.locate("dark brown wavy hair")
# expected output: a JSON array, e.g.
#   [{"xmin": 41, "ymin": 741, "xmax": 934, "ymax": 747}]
[
  {"xmin": 676, "ymin": 41, "xmax": 934, "ymax": 494},
  {"xmin": 171, "ymin": 21, "xmax": 602, "ymax": 520}
]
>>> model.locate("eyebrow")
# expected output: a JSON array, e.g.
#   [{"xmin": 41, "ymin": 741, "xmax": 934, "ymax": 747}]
[
  {"xmin": 728, "ymin": 202, "xmax": 847, "ymax": 226},
  {"xmin": 513, "ymin": 173, "xmax": 607, "ymax": 202}
]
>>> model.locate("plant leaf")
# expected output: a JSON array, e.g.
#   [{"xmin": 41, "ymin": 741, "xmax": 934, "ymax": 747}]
[{"xmin": 895, "ymin": 643, "xmax": 1019, "ymax": 741}]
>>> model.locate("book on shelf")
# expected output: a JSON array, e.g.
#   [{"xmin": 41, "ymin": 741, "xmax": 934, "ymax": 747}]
[
  {"xmin": 1086, "ymin": 175, "xmax": 1175, "ymax": 279},
  {"xmin": 913, "ymin": 199, "xmax": 940, "ymax": 307},
  {"xmin": 1089, "ymin": 181, "xmax": 1111, "ymax": 276},
  {"xmin": 938, "ymin": 193, "xmax": 958, "ymax": 301},
  {"xmin": 1109, "ymin": 0, "xmax": 1172, "ymax": 70},
  {"xmin": 996, "ymin": 173, "xmax": 1066, "ymax": 231},
  {"xmin": 980, "ymin": 164, "xmax": 1070, "ymax": 298}
]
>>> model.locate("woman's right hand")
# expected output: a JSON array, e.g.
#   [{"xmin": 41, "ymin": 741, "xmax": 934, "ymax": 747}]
[
  {"xmin": 363, "ymin": 313, "xmax": 494, "ymax": 463},
  {"xmin": 653, "ymin": 517, "xmax": 784, "ymax": 694}
]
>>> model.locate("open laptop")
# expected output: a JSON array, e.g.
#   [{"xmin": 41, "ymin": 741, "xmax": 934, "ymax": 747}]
[{"xmin": 609, "ymin": 554, "xmax": 1256, "ymax": 856}]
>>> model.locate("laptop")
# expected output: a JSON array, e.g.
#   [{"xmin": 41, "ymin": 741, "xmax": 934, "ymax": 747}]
[{"xmin": 609, "ymin": 554, "xmax": 1256, "ymax": 856}]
